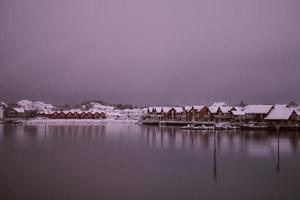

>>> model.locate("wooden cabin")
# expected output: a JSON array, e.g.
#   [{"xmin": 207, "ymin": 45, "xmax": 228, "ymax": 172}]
[
  {"xmin": 243, "ymin": 105, "xmax": 274, "ymax": 122},
  {"xmin": 185, "ymin": 106, "xmax": 209, "ymax": 121},
  {"xmin": 265, "ymin": 108, "xmax": 298, "ymax": 126}
]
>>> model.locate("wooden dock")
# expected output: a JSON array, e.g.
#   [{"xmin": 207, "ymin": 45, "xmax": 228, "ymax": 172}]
[{"xmin": 142, "ymin": 120, "xmax": 216, "ymax": 126}]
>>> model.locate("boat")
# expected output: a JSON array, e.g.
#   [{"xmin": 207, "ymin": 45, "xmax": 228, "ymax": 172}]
[
  {"xmin": 180, "ymin": 124, "xmax": 199, "ymax": 130},
  {"xmin": 215, "ymin": 122, "xmax": 239, "ymax": 130}
]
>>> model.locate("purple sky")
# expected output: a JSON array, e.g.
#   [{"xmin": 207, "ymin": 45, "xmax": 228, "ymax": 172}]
[{"xmin": 1, "ymin": 0, "xmax": 300, "ymax": 106}]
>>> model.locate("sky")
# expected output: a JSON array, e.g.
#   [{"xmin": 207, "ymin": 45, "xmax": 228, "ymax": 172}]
[{"xmin": 0, "ymin": 0, "xmax": 300, "ymax": 106}]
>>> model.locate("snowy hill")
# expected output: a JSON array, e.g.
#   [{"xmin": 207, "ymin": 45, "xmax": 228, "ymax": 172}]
[
  {"xmin": 211, "ymin": 102, "xmax": 227, "ymax": 107},
  {"xmin": 17, "ymin": 100, "xmax": 54, "ymax": 111}
]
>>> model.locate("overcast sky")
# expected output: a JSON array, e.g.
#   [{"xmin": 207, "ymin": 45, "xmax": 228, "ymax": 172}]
[{"xmin": 0, "ymin": 0, "xmax": 299, "ymax": 106}]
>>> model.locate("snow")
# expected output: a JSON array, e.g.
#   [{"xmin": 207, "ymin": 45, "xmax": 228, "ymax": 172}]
[
  {"xmin": 88, "ymin": 102, "xmax": 114, "ymax": 111},
  {"xmin": 265, "ymin": 108, "xmax": 295, "ymax": 120},
  {"xmin": 274, "ymin": 104, "xmax": 288, "ymax": 109},
  {"xmin": 243, "ymin": 105, "xmax": 273, "ymax": 114},
  {"xmin": 17, "ymin": 100, "xmax": 54, "ymax": 111},
  {"xmin": 212, "ymin": 102, "xmax": 227, "ymax": 107},
  {"xmin": 219, "ymin": 106, "xmax": 233, "ymax": 114},
  {"xmin": 0, "ymin": 102, "xmax": 7, "ymax": 108},
  {"xmin": 231, "ymin": 107, "xmax": 245, "ymax": 116},
  {"xmin": 173, "ymin": 107, "xmax": 184, "ymax": 113},
  {"xmin": 14, "ymin": 107, "xmax": 25, "ymax": 113},
  {"xmin": 232, "ymin": 110, "xmax": 245, "ymax": 116},
  {"xmin": 185, "ymin": 105, "xmax": 205, "ymax": 112},
  {"xmin": 209, "ymin": 106, "xmax": 219, "ymax": 114},
  {"xmin": 294, "ymin": 107, "xmax": 300, "ymax": 116}
]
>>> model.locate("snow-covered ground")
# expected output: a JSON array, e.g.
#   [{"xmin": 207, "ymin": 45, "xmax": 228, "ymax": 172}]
[{"xmin": 17, "ymin": 100, "xmax": 54, "ymax": 111}]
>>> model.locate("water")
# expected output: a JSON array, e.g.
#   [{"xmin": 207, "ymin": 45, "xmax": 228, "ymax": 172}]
[{"xmin": 0, "ymin": 124, "xmax": 300, "ymax": 200}]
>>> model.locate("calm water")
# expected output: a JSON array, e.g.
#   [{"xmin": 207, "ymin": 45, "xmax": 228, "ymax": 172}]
[{"xmin": 0, "ymin": 124, "xmax": 300, "ymax": 200}]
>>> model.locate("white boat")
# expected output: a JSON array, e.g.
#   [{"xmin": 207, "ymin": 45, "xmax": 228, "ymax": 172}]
[{"xmin": 215, "ymin": 122, "xmax": 239, "ymax": 130}]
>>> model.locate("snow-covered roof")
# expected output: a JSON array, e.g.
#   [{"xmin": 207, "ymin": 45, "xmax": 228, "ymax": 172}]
[
  {"xmin": 209, "ymin": 107, "xmax": 220, "ymax": 114},
  {"xmin": 172, "ymin": 107, "xmax": 184, "ymax": 113},
  {"xmin": 232, "ymin": 110, "xmax": 245, "ymax": 116},
  {"xmin": 13, "ymin": 107, "xmax": 25, "ymax": 113},
  {"xmin": 294, "ymin": 107, "xmax": 300, "ymax": 115},
  {"xmin": 274, "ymin": 104, "xmax": 288, "ymax": 109},
  {"xmin": 184, "ymin": 105, "xmax": 205, "ymax": 112},
  {"xmin": 243, "ymin": 105, "xmax": 273, "ymax": 114},
  {"xmin": 220, "ymin": 106, "xmax": 233, "ymax": 114},
  {"xmin": 0, "ymin": 102, "xmax": 7, "ymax": 108},
  {"xmin": 265, "ymin": 108, "xmax": 296, "ymax": 120}
]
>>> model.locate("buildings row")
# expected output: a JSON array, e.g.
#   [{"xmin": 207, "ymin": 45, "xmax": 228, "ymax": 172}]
[
  {"xmin": 38, "ymin": 111, "xmax": 106, "ymax": 119},
  {"xmin": 142, "ymin": 104, "xmax": 300, "ymax": 126}
]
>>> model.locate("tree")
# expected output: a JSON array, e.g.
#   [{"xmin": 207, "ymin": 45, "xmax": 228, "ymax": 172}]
[
  {"xmin": 239, "ymin": 100, "xmax": 247, "ymax": 108},
  {"xmin": 287, "ymin": 101, "xmax": 298, "ymax": 107}
]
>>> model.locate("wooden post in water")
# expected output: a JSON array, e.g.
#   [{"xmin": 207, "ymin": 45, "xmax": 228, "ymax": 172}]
[{"xmin": 213, "ymin": 131, "xmax": 217, "ymax": 183}]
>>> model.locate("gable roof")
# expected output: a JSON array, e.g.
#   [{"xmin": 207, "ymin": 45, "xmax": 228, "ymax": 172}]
[
  {"xmin": 13, "ymin": 107, "xmax": 25, "ymax": 113},
  {"xmin": 209, "ymin": 106, "xmax": 220, "ymax": 114},
  {"xmin": 294, "ymin": 107, "xmax": 300, "ymax": 116},
  {"xmin": 265, "ymin": 108, "xmax": 296, "ymax": 120},
  {"xmin": 219, "ymin": 106, "xmax": 233, "ymax": 114},
  {"xmin": 171, "ymin": 107, "xmax": 184, "ymax": 113},
  {"xmin": 243, "ymin": 105, "xmax": 273, "ymax": 114},
  {"xmin": 185, "ymin": 105, "xmax": 206, "ymax": 112}
]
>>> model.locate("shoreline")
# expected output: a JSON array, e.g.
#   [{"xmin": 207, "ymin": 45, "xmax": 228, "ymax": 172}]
[{"xmin": 15, "ymin": 118, "xmax": 139, "ymax": 125}]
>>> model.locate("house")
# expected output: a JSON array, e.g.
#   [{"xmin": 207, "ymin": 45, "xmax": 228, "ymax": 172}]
[
  {"xmin": 205, "ymin": 106, "xmax": 221, "ymax": 122},
  {"xmin": 294, "ymin": 107, "xmax": 300, "ymax": 122},
  {"xmin": 93, "ymin": 112, "xmax": 106, "ymax": 119},
  {"xmin": 218, "ymin": 106, "xmax": 235, "ymax": 122},
  {"xmin": 243, "ymin": 105, "xmax": 274, "ymax": 122},
  {"xmin": 160, "ymin": 107, "xmax": 172, "ymax": 120},
  {"xmin": 265, "ymin": 107, "xmax": 298, "ymax": 126},
  {"xmin": 0, "ymin": 107, "xmax": 4, "ymax": 119},
  {"xmin": 184, "ymin": 106, "xmax": 209, "ymax": 121},
  {"xmin": 231, "ymin": 107, "xmax": 245, "ymax": 122},
  {"xmin": 5, "ymin": 107, "xmax": 26, "ymax": 118},
  {"xmin": 166, "ymin": 107, "xmax": 185, "ymax": 121}
]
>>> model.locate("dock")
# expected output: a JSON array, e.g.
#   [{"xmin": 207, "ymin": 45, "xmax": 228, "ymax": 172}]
[{"xmin": 142, "ymin": 120, "xmax": 216, "ymax": 126}]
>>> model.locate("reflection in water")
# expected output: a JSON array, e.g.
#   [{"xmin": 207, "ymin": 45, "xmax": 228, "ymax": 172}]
[
  {"xmin": 0, "ymin": 124, "xmax": 300, "ymax": 200},
  {"xmin": 276, "ymin": 131, "xmax": 280, "ymax": 172},
  {"xmin": 213, "ymin": 131, "xmax": 217, "ymax": 183}
]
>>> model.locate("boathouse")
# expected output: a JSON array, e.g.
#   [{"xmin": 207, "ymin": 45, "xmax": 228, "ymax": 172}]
[
  {"xmin": 0, "ymin": 107, "xmax": 3, "ymax": 119},
  {"xmin": 265, "ymin": 107, "xmax": 298, "ymax": 127},
  {"xmin": 205, "ymin": 106, "xmax": 221, "ymax": 122},
  {"xmin": 243, "ymin": 105, "xmax": 274, "ymax": 122},
  {"xmin": 185, "ymin": 106, "xmax": 209, "ymax": 121},
  {"xmin": 231, "ymin": 107, "xmax": 245, "ymax": 122}
]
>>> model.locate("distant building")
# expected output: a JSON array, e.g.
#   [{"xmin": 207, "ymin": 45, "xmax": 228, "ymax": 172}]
[
  {"xmin": 243, "ymin": 105, "xmax": 274, "ymax": 122},
  {"xmin": 5, "ymin": 107, "xmax": 26, "ymax": 118},
  {"xmin": 185, "ymin": 106, "xmax": 209, "ymax": 121},
  {"xmin": 205, "ymin": 107, "xmax": 221, "ymax": 122},
  {"xmin": 265, "ymin": 107, "xmax": 298, "ymax": 126},
  {"xmin": 231, "ymin": 107, "xmax": 245, "ymax": 122},
  {"xmin": 0, "ymin": 107, "xmax": 4, "ymax": 119}
]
